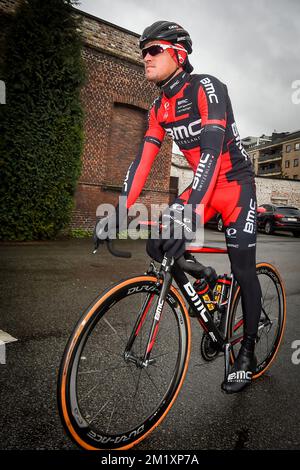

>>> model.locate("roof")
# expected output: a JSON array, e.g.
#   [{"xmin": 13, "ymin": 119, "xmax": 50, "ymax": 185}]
[{"xmin": 248, "ymin": 130, "xmax": 300, "ymax": 151}]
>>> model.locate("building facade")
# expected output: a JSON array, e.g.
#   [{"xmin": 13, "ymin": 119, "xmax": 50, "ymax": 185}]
[
  {"xmin": 247, "ymin": 130, "xmax": 300, "ymax": 180},
  {"xmin": 282, "ymin": 137, "xmax": 300, "ymax": 180}
]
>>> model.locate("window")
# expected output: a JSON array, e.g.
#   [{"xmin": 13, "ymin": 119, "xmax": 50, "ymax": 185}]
[
  {"xmin": 295, "ymin": 142, "xmax": 300, "ymax": 151},
  {"xmin": 285, "ymin": 160, "xmax": 290, "ymax": 168},
  {"xmin": 294, "ymin": 158, "xmax": 299, "ymax": 167},
  {"xmin": 286, "ymin": 145, "xmax": 291, "ymax": 152}
]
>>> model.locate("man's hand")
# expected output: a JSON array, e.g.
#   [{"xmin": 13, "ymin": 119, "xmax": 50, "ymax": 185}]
[
  {"xmin": 146, "ymin": 207, "xmax": 197, "ymax": 262},
  {"xmin": 161, "ymin": 213, "xmax": 193, "ymax": 259}
]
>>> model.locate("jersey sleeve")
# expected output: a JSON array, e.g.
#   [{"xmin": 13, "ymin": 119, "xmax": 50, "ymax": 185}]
[
  {"xmin": 121, "ymin": 102, "xmax": 165, "ymax": 209},
  {"xmin": 187, "ymin": 76, "xmax": 227, "ymax": 209}
]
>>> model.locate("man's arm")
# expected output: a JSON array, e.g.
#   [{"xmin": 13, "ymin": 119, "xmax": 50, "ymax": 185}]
[{"xmin": 187, "ymin": 76, "xmax": 227, "ymax": 210}]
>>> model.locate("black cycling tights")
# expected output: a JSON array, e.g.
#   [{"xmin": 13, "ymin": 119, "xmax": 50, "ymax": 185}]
[
  {"xmin": 147, "ymin": 181, "xmax": 262, "ymax": 339},
  {"xmin": 228, "ymin": 246, "xmax": 262, "ymax": 338}
]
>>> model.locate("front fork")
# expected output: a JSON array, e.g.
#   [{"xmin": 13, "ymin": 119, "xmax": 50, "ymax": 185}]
[{"xmin": 124, "ymin": 256, "xmax": 174, "ymax": 369}]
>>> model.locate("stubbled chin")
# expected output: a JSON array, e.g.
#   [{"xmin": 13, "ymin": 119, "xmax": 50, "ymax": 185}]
[{"xmin": 145, "ymin": 71, "xmax": 157, "ymax": 82}]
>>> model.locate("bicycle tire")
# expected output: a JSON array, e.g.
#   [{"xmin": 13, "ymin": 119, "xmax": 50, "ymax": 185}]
[
  {"xmin": 227, "ymin": 262, "xmax": 286, "ymax": 379},
  {"xmin": 57, "ymin": 275, "xmax": 191, "ymax": 450}
]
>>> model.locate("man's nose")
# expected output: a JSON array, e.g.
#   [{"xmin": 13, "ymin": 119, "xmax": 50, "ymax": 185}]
[{"xmin": 144, "ymin": 53, "xmax": 153, "ymax": 62}]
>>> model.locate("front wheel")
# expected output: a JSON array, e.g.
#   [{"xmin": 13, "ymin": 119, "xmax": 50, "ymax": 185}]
[
  {"xmin": 57, "ymin": 275, "xmax": 191, "ymax": 450},
  {"xmin": 227, "ymin": 262, "xmax": 286, "ymax": 379}
]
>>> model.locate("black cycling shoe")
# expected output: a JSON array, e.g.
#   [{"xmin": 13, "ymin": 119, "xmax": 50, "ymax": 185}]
[{"xmin": 221, "ymin": 336, "xmax": 257, "ymax": 394}]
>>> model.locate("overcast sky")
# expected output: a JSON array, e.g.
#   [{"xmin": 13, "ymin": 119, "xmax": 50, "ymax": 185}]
[{"xmin": 76, "ymin": 0, "xmax": 300, "ymax": 138}]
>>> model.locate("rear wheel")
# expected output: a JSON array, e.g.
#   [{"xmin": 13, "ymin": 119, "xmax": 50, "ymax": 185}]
[
  {"xmin": 57, "ymin": 276, "xmax": 191, "ymax": 450},
  {"xmin": 228, "ymin": 263, "xmax": 286, "ymax": 378}
]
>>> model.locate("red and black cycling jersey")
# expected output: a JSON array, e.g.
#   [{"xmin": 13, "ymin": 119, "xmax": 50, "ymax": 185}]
[
  {"xmin": 118, "ymin": 70, "xmax": 261, "ymax": 340},
  {"xmin": 122, "ymin": 70, "xmax": 254, "ymax": 211}
]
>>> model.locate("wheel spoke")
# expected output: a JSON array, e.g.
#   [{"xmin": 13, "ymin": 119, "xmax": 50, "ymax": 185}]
[{"xmin": 103, "ymin": 317, "xmax": 128, "ymax": 344}]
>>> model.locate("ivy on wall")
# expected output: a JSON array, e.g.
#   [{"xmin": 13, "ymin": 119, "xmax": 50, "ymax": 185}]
[{"xmin": 0, "ymin": 0, "xmax": 85, "ymax": 240}]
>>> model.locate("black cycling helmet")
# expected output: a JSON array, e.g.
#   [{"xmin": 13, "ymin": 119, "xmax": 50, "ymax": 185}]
[{"xmin": 139, "ymin": 21, "xmax": 193, "ymax": 54}]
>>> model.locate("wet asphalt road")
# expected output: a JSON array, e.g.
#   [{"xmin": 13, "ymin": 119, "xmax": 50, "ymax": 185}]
[{"xmin": 0, "ymin": 230, "xmax": 300, "ymax": 450}]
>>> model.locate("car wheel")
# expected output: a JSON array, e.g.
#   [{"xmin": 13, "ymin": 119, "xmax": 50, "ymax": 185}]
[
  {"xmin": 264, "ymin": 220, "xmax": 273, "ymax": 235},
  {"xmin": 217, "ymin": 217, "xmax": 224, "ymax": 232}
]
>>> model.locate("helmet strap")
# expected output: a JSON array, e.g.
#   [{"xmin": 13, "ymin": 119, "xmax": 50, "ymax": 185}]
[{"xmin": 157, "ymin": 66, "xmax": 180, "ymax": 88}]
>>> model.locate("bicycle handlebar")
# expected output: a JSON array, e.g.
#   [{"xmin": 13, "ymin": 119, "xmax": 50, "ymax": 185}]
[
  {"xmin": 93, "ymin": 239, "xmax": 132, "ymax": 258},
  {"xmin": 107, "ymin": 239, "xmax": 132, "ymax": 258}
]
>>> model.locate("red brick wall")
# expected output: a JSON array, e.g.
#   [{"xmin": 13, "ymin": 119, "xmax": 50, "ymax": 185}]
[
  {"xmin": 75, "ymin": 44, "xmax": 172, "ymax": 229},
  {"xmin": 105, "ymin": 103, "xmax": 147, "ymax": 186}
]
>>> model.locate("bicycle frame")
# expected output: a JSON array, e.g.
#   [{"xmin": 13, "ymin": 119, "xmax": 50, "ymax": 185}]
[
  {"xmin": 58, "ymin": 237, "xmax": 286, "ymax": 451},
  {"xmin": 123, "ymin": 246, "xmax": 243, "ymax": 371}
]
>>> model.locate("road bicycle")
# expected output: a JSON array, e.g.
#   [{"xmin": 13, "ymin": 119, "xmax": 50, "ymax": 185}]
[{"xmin": 57, "ymin": 235, "xmax": 286, "ymax": 450}]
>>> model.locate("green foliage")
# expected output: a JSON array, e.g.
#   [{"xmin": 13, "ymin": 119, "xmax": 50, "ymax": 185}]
[
  {"xmin": 69, "ymin": 228, "xmax": 93, "ymax": 239},
  {"xmin": 0, "ymin": 0, "xmax": 85, "ymax": 240}
]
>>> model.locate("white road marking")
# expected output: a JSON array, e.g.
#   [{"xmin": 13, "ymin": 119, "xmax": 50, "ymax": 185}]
[{"xmin": 0, "ymin": 330, "xmax": 18, "ymax": 343}]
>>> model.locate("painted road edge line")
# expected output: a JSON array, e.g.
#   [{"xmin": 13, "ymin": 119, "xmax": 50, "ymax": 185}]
[{"xmin": 0, "ymin": 329, "xmax": 18, "ymax": 343}]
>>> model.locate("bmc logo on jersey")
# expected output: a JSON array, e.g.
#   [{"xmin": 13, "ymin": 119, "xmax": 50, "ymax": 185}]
[
  {"xmin": 200, "ymin": 77, "xmax": 219, "ymax": 104},
  {"xmin": 165, "ymin": 119, "xmax": 201, "ymax": 141}
]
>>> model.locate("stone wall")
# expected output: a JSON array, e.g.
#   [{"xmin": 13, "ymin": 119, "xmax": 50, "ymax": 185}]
[{"xmin": 255, "ymin": 177, "xmax": 300, "ymax": 207}]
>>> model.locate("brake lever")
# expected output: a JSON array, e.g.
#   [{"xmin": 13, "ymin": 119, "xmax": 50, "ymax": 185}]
[{"xmin": 92, "ymin": 237, "xmax": 102, "ymax": 255}]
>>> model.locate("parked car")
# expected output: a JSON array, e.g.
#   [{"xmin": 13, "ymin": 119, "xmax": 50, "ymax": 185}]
[
  {"xmin": 205, "ymin": 213, "xmax": 224, "ymax": 232},
  {"xmin": 257, "ymin": 204, "xmax": 300, "ymax": 237}
]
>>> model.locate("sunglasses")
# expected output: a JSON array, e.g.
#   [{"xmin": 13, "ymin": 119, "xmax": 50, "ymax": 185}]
[{"xmin": 142, "ymin": 43, "xmax": 185, "ymax": 59}]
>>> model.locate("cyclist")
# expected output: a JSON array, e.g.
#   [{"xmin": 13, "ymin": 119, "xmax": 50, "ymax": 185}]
[{"xmin": 94, "ymin": 21, "xmax": 262, "ymax": 394}]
